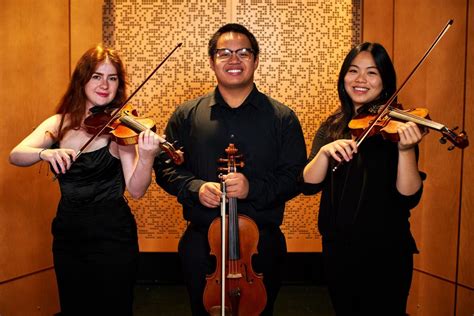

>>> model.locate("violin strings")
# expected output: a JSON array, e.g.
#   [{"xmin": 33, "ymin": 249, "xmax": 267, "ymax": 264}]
[
  {"xmin": 120, "ymin": 115, "xmax": 148, "ymax": 132},
  {"xmin": 388, "ymin": 107, "xmax": 444, "ymax": 130}
]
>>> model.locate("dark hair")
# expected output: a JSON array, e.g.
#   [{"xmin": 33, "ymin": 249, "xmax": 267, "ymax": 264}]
[
  {"xmin": 326, "ymin": 42, "xmax": 396, "ymax": 140},
  {"xmin": 208, "ymin": 23, "xmax": 260, "ymax": 58},
  {"xmin": 55, "ymin": 44, "xmax": 128, "ymax": 140}
]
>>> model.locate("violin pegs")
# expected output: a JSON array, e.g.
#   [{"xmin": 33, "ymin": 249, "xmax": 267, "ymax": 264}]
[
  {"xmin": 439, "ymin": 137, "xmax": 447, "ymax": 144},
  {"xmin": 448, "ymin": 145, "xmax": 455, "ymax": 151},
  {"xmin": 452, "ymin": 126, "xmax": 459, "ymax": 131}
]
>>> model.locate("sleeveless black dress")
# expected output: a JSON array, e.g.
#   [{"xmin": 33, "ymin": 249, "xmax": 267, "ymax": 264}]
[{"xmin": 51, "ymin": 145, "xmax": 138, "ymax": 315}]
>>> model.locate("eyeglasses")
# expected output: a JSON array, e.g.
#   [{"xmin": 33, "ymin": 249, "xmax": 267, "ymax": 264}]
[{"xmin": 214, "ymin": 48, "xmax": 254, "ymax": 61}]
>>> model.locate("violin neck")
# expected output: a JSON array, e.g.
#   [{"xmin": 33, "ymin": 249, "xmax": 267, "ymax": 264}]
[
  {"xmin": 228, "ymin": 197, "xmax": 240, "ymax": 260},
  {"xmin": 388, "ymin": 108, "xmax": 445, "ymax": 131},
  {"xmin": 119, "ymin": 115, "xmax": 147, "ymax": 133}
]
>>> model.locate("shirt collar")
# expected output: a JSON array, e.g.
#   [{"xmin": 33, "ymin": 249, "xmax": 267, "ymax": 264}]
[{"xmin": 211, "ymin": 84, "xmax": 260, "ymax": 110}]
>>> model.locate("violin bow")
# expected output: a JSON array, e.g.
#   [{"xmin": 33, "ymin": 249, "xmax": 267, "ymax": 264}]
[
  {"xmin": 220, "ymin": 179, "xmax": 227, "ymax": 316},
  {"xmin": 333, "ymin": 19, "xmax": 453, "ymax": 172}
]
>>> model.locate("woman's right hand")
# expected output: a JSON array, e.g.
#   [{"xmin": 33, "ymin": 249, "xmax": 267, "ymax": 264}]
[
  {"xmin": 303, "ymin": 138, "xmax": 357, "ymax": 184},
  {"xmin": 40, "ymin": 148, "xmax": 77, "ymax": 174},
  {"xmin": 320, "ymin": 139, "xmax": 358, "ymax": 162}
]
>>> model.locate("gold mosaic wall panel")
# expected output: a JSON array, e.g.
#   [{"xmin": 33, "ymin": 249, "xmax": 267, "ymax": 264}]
[{"xmin": 103, "ymin": 0, "xmax": 361, "ymax": 252}]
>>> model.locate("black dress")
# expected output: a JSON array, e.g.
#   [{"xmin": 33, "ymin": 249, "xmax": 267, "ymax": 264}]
[{"xmin": 51, "ymin": 145, "xmax": 138, "ymax": 316}]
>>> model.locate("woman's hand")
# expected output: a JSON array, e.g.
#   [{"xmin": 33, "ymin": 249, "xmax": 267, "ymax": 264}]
[
  {"xmin": 40, "ymin": 148, "xmax": 76, "ymax": 174},
  {"xmin": 137, "ymin": 130, "xmax": 164, "ymax": 161},
  {"xmin": 320, "ymin": 139, "xmax": 358, "ymax": 162},
  {"xmin": 397, "ymin": 122, "xmax": 423, "ymax": 151},
  {"xmin": 303, "ymin": 138, "xmax": 357, "ymax": 184}
]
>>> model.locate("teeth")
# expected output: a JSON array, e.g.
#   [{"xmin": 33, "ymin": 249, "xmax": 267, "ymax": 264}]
[
  {"xmin": 227, "ymin": 69, "xmax": 242, "ymax": 73},
  {"xmin": 354, "ymin": 87, "xmax": 368, "ymax": 91}
]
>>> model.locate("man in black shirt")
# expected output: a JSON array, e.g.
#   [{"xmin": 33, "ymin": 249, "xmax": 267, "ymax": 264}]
[{"xmin": 154, "ymin": 23, "xmax": 307, "ymax": 315}]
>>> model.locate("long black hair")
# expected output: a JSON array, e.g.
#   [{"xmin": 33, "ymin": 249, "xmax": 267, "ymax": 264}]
[{"xmin": 325, "ymin": 42, "xmax": 396, "ymax": 140}]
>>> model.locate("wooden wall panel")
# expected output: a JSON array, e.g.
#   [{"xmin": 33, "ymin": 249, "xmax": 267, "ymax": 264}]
[
  {"xmin": 0, "ymin": 269, "xmax": 59, "ymax": 316},
  {"xmin": 459, "ymin": 0, "xmax": 474, "ymax": 290},
  {"xmin": 0, "ymin": 0, "xmax": 68, "ymax": 314},
  {"xmin": 394, "ymin": 0, "xmax": 466, "ymax": 281},
  {"xmin": 0, "ymin": 0, "xmax": 68, "ymax": 280},
  {"xmin": 70, "ymin": 0, "xmax": 104, "ymax": 70},
  {"xmin": 362, "ymin": 0, "xmax": 394, "ymax": 55},
  {"xmin": 456, "ymin": 286, "xmax": 474, "ymax": 315},
  {"xmin": 407, "ymin": 271, "xmax": 455, "ymax": 316}
]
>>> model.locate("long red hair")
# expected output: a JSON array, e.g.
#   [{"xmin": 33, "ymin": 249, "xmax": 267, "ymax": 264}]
[{"xmin": 55, "ymin": 44, "xmax": 128, "ymax": 140}]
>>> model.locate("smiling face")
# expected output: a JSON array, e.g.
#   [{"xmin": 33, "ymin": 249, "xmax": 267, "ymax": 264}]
[
  {"xmin": 344, "ymin": 51, "xmax": 383, "ymax": 111},
  {"xmin": 84, "ymin": 60, "xmax": 119, "ymax": 110},
  {"xmin": 209, "ymin": 32, "xmax": 259, "ymax": 93}
]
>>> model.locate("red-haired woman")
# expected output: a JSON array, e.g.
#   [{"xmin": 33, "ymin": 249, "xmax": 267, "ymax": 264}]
[{"xmin": 10, "ymin": 44, "xmax": 162, "ymax": 315}]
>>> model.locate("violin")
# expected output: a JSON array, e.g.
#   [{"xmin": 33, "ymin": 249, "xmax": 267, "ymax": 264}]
[
  {"xmin": 83, "ymin": 104, "xmax": 184, "ymax": 165},
  {"xmin": 349, "ymin": 104, "xmax": 468, "ymax": 150},
  {"xmin": 203, "ymin": 144, "xmax": 267, "ymax": 316}
]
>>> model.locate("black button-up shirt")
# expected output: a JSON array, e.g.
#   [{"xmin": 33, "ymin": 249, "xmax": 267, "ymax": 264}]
[{"xmin": 154, "ymin": 85, "xmax": 307, "ymax": 228}]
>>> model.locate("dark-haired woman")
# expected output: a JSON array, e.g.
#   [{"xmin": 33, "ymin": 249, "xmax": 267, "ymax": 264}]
[
  {"xmin": 10, "ymin": 45, "xmax": 163, "ymax": 315},
  {"xmin": 303, "ymin": 42, "xmax": 426, "ymax": 315}
]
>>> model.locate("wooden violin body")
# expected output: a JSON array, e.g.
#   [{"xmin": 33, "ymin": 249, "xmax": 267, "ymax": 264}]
[
  {"xmin": 84, "ymin": 105, "xmax": 155, "ymax": 145},
  {"xmin": 204, "ymin": 214, "xmax": 267, "ymax": 316}
]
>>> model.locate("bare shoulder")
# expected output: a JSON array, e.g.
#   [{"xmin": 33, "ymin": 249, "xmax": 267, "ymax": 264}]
[{"xmin": 35, "ymin": 114, "xmax": 64, "ymax": 137}]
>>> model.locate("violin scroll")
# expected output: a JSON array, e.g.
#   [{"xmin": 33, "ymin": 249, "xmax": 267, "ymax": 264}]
[
  {"xmin": 158, "ymin": 141, "xmax": 184, "ymax": 165},
  {"xmin": 217, "ymin": 144, "xmax": 244, "ymax": 173},
  {"xmin": 439, "ymin": 126, "xmax": 469, "ymax": 150}
]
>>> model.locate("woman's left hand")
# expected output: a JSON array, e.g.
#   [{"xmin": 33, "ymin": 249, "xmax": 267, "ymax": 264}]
[
  {"xmin": 397, "ymin": 122, "xmax": 424, "ymax": 151},
  {"xmin": 137, "ymin": 130, "xmax": 163, "ymax": 159}
]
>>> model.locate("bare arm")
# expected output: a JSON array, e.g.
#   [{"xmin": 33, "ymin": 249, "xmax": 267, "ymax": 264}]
[
  {"xmin": 9, "ymin": 114, "xmax": 76, "ymax": 174},
  {"xmin": 396, "ymin": 122, "xmax": 424, "ymax": 195}
]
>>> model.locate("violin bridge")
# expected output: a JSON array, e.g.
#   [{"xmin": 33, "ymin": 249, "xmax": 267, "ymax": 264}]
[{"xmin": 227, "ymin": 273, "xmax": 243, "ymax": 279}]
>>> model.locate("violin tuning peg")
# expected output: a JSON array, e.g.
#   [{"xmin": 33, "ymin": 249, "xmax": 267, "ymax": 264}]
[
  {"xmin": 439, "ymin": 137, "xmax": 447, "ymax": 144},
  {"xmin": 452, "ymin": 126, "xmax": 459, "ymax": 131},
  {"xmin": 165, "ymin": 159, "xmax": 172, "ymax": 164},
  {"xmin": 448, "ymin": 146, "xmax": 455, "ymax": 151}
]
